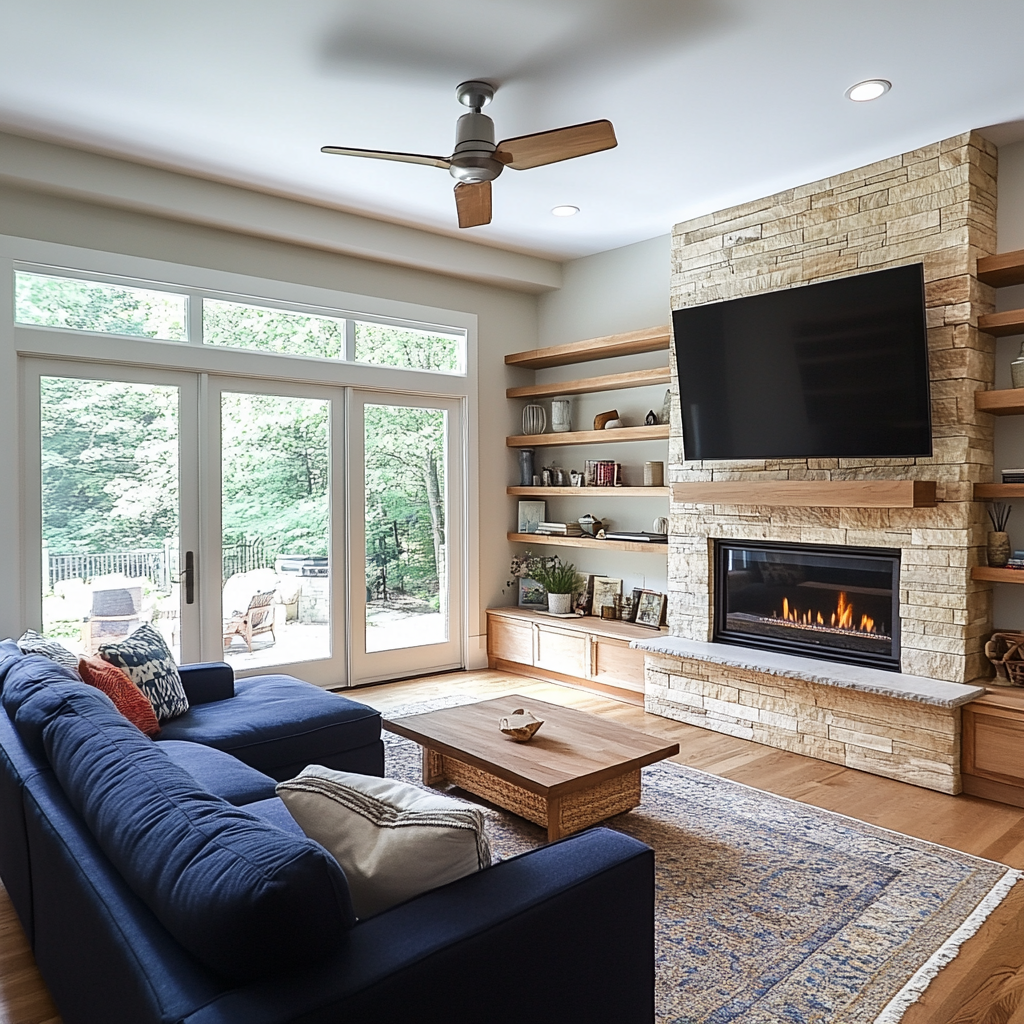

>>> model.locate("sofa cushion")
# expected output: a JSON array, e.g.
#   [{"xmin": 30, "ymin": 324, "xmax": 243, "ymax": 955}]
[
  {"xmin": 78, "ymin": 655, "xmax": 160, "ymax": 736},
  {"xmin": 278, "ymin": 765, "xmax": 491, "ymax": 919},
  {"xmin": 99, "ymin": 624, "xmax": 188, "ymax": 722},
  {"xmin": 42, "ymin": 685, "xmax": 355, "ymax": 981},
  {"xmin": 156, "ymin": 674, "xmax": 380, "ymax": 778},
  {"xmin": 1, "ymin": 655, "xmax": 95, "ymax": 759},
  {"xmin": 17, "ymin": 630, "xmax": 79, "ymax": 670},
  {"xmin": 158, "ymin": 740, "xmax": 277, "ymax": 805}
]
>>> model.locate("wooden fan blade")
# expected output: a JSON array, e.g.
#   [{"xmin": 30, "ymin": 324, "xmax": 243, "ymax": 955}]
[
  {"xmin": 455, "ymin": 181, "xmax": 492, "ymax": 228},
  {"xmin": 321, "ymin": 145, "xmax": 450, "ymax": 169},
  {"xmin": 494, "ymin": 119, "xmax": 617, "ymax": 170}
]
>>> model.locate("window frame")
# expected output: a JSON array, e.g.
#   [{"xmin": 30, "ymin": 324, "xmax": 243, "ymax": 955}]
[{"xmin": 0, "ymin": 235, "xmax": 480, "ymax": 681}]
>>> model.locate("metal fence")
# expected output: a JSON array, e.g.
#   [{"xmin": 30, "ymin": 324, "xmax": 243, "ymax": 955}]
[
  {"xmin": 48, "ymin": 546, "xmax": 175, "ymax": 592},
  {"xmin": 221, "ymin": 537, "xmax": 271, "ymax": 582},
  {"xmin": 47, "ymin": 537, "xmax": 272, "ymax": 591}
]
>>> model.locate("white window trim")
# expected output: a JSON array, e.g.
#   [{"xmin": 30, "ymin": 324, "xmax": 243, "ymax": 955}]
[{"xmin": 0, "ymin": 234, "xmax": 481, "ymax": 668}]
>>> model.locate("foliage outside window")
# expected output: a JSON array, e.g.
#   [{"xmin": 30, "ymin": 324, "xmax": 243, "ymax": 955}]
[
  {"xmin": 354, "ymin": 322, "xmax": 465, "ymax": 374},
  {"xmin": 16, "ymin": 272, "xmax": 186, "ymax": 341},
  {"xmin": 203, "ymin": 299, "xmax": 345, "ymax": 359}
]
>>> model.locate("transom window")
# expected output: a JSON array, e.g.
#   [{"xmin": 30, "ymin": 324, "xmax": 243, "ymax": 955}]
[{"xmin": 14, "ymin": 267, "xmax": 467, "ymax": 376}]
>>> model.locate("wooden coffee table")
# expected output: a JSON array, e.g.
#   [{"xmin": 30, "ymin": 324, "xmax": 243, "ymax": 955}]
[{"xmin": 383, "ymin": 695, "xmax": 679, "ymax": 841}]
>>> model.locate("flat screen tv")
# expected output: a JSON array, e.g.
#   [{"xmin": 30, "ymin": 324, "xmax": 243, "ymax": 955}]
[{"xmin": 673, "ymin": 263, "xmax": 932, "ymax": 460}]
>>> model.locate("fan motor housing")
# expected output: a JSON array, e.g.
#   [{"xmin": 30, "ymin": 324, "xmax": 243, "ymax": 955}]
[{"xmin": 450, "ymin": 112, "xmax": 504, "ymax": 183}]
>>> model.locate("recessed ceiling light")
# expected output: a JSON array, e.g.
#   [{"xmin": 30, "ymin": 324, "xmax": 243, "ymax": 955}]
[
  {"xmin": 551, "ymin": 205, "xmax": 580, "ymax": 217},
  {"xmin": 845, "ymin": 79, "xmax": 891, "ymax": 102}
]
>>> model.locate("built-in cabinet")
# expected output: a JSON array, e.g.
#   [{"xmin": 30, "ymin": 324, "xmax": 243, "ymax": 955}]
[
  {"xmin": 961, "ymin": 689, "xmax": 1024, "ymax": 807},
  {"xmin": 486, "ymin": 607, "xmax": 666, "ymax": 705}
]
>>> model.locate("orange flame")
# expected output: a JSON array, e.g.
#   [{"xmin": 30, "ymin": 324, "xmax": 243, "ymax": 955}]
[{"xmin": 772, "ymin": 590, "xmax": 878, "ymax": 634}]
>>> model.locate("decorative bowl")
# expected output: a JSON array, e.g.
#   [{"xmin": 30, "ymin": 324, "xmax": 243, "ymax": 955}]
[{"xmin": 499, "ymin": 708, "xmax": 543, "ymax": 741}]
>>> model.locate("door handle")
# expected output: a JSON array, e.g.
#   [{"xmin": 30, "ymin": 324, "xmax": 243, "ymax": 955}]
[{"xmin": 176, "ymin": 551, "xmax": 195, "ymax": 605}]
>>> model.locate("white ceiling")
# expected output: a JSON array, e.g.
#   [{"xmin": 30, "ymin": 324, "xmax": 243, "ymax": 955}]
[{"xmin": 3, "ymin": 0, "xmax": 1024, "ymax": 261}]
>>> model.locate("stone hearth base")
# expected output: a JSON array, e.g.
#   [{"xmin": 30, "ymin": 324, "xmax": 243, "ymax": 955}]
[{"xmin": 636, "ymin": 640, "xmax": 985, "ymax": 795}]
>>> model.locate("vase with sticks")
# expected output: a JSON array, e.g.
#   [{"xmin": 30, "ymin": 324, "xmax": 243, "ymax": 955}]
[{"xmin": 987, "ymin": 503, "xmax": 1012, "ymax": 568}]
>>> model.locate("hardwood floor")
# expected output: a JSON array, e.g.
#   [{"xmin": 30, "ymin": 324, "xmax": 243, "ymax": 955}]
[{"xmin": 2, "ymin": 667, "xmax": 1022, "ymax": 1023}]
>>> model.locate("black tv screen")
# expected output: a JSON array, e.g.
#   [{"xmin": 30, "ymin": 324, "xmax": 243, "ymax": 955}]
[{"xmin": 673, "ymin": 263, "xmax": 932, "ymax": 460}]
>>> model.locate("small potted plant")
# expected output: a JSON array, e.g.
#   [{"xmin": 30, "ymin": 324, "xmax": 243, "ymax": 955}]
[{"xmin": 529, "ymin": 556, "xmax": 585, "ymax": 615}]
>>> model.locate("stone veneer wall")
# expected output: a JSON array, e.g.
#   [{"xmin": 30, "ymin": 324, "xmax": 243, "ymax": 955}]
[{"xmin": 667, "ymin": 132, "xmax": 998, "ymax": 684}]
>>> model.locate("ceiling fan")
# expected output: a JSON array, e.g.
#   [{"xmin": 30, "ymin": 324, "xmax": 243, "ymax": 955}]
[{"xmin": 321, "ymin": 81, "xmax": 617, "ymax": 229}]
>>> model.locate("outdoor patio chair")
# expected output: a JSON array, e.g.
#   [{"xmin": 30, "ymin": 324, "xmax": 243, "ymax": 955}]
[{"xmin": 223, "ymin": 590, "xmax": 277, "ymax": 652}]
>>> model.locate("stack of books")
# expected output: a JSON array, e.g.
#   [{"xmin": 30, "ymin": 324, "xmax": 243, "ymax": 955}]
[
  {"xmin": 536, "ymin": 521, "xmax": 584, "ymax": 536},
  {"xmin": 1002, "ymin": 469, "xmax": 1024, "ymax": 484},
  {"xmin": 1005, "ymin": 550, "xmax": 1024, "ymax": 570}
]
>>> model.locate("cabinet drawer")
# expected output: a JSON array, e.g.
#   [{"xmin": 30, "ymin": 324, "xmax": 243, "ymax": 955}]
[
  {"xmin": 488, "ymin": 616, "xmax": 534, "ymax": 666},
  {"xmin": 591, "ymin": 638, "xmax": 645, "ymax": 692},
  {"xmin": 535, "ymin": 625, "xmax": 589, "ymax": 677}
]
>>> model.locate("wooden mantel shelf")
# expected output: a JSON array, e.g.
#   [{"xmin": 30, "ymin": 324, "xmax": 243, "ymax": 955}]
[{"xmin": 671, "ymin": 479, "xmax": 937, "ymax": 508}]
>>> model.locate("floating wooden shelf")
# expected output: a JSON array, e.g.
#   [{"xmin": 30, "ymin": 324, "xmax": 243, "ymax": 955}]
[
  {"xmin": 507, "ymin": 532, "xmax": 668, "ymax": 554},
  {"xmin": 975, "ymin": 483, "xmax": 1024, "ymax": 499},
  {"xmin": 979, "ymin": 309, "xmax": 1024, "ymax": 338},
  {"xmin": 671, "ymin": 479, "xmax": 937, "ymax": 508},
  {"xmin": 978, "ymin": 249, "xmax": 1024, "ymax": 288},
  {"xmin": 507, "ymin": 425, "xmax": 669, "ymax": 448},
  {"xmin": 975, "ymin": 388, "xmax": 1024, "ymax": 416},
  {"xmin": 971, "ymin": 567, "xmax": 1024, "ymax": 584},
  {"xmin": 506, "ymin": 366, "xmax": 670, "ymax": 400},
  {"xmin": 508, "ymin": 486, "xmax": 670, "ymax": 497},
  {"xmin": 505, "ymin": 325, "xmax": 670, "ymax": 370}
]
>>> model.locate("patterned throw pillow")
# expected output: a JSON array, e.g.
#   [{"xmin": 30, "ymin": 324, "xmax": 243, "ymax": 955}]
[
  {"xmin": 78, "ymin": 655, "xmax": 161, "ymax": 736},
  {"xmin": 99, "ymin": 624, "xmax": 188, "ymax": 722},
  {"xmin": 17, "ymin": 629, "xmax": 79, "ymax": 670}
]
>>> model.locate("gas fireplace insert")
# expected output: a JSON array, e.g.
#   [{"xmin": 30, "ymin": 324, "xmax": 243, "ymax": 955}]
[{"xmin": 713, "ymin": 540, "xmax": 900, "ymax": 671}]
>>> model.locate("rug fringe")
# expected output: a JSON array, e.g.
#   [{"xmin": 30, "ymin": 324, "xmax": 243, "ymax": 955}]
[{"xmin": 874, "ymin": 867, "xmax": 1024, "ymax": 1024}]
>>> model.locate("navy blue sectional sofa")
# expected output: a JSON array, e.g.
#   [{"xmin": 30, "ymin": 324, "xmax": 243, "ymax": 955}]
[{"xmin": 0, "ymin": 641, "xmax": 656, "ymax": 1024}]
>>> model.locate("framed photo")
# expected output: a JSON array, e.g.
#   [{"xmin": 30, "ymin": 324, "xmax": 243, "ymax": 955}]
[
  {"xmin": 635, "ymin": 590, "xmax": 666, "ymax": 628},
  {"xmin": 517, "ymin": 500, "xmax": 546, "ymax": 534},
  {"xmin": 592, "ymin": 577, "xmax": 622, "ymax": 617},
  {"xmin": 518, "ymin": 578, "xmax": 547, "ymax": 609},
  {"xmin": 626, "ymin": 587, "xmax": 644, "ymax": 623},
  {"xmin": 573, "ymin": 574, "xmax": 595, "ymax": 615}
]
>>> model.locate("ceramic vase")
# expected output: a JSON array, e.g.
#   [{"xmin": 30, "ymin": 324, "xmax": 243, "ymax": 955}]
[
  {"xmin": 518, "ymin": 448, "xmax": 535, "ymax": 486},
  {"xmin": 988, "ymin": 531, "xmax": 1011, "ymax": 568},
  {"xmin": 551, "ymin": 399, "xmax": 572, "ymax": 432},
  {"xmin": 522, "ymin": 404, "xmax": 546, "ymax": 435},
  {"xmin": 1012, "ymin": 342, "xmax": 1024, "ymax": 389},
  {"xmin": 547, "ymin": 592, "xmax": 572, "ymax": 614}
]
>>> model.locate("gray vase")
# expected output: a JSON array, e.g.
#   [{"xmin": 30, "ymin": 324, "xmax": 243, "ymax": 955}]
[{"xmin": 518, "ymin": 448, "xmax": 535, "ymax": 487}]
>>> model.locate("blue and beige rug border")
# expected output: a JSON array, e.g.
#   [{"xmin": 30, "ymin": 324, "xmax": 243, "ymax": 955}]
[{"xmin": 382, "ymin": 697, "xmax": 1022, "ymax": 1024}]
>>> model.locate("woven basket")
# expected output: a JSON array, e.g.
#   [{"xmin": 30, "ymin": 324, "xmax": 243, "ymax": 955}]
[{"xmin": 984, "ymin": 631, "xmax": 1024, "ymax": 686}]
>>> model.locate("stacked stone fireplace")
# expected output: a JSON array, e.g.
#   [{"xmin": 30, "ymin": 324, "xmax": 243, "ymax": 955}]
[{"xmin": 642, "ymin": 132, "xmax": 998, "ymax": 795}]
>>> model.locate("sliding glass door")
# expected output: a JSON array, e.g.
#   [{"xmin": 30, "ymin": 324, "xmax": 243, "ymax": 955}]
[{"xmin": 348, "ymin": 391, "xmax": 464, "ymax": 685}]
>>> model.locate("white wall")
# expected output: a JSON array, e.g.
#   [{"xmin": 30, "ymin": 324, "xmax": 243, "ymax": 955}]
[
  {"xmin": 989, "ymin": 140, "xmax": 1024, "ymax": 628},
  {"xmin": 0, "ymin": 179, "xmax": 534, "ymax": 670},
  {"xmin": 527, "ymin": 234, "xmax": 673, "ymax": 602}
]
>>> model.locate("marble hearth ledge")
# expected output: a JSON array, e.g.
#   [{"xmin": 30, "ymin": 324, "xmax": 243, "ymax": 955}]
[{"xmin": 630, "ymin": 637, "xmax": 984, "ymax": 708}]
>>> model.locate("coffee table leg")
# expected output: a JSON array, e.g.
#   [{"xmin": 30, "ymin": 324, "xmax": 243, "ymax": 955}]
[
  {"xmin": 423, "ymin": 747, "xmax": 446, "ymax": 786},
  {"xmin": 546, "ymin": 794, "xmax": 563, "ymax": 842}
]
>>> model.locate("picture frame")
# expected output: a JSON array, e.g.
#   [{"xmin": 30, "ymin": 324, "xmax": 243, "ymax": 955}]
[
  {"xmin": 518, "ymin": 578, "xmax": 548, "ymax": 609},
  {"xmin": 627, "ymin": 587, "xmax": 643, "ymax": 623},
  {"xmin": 573, "ymin": 574, "xmax": 595, "ymax": 615},
  {"xmin": 635, "ymin": 590, "xmax": 666, "ymax": 628},
  {"xmin": 591, "ymin": 577, "xmax": 622, "ymax": 617},
  {"xmin": 517, "ymin": 500, "xmax": 546, "ymax": 534}
]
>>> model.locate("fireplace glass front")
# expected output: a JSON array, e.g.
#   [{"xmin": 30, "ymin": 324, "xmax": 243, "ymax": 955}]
[{"xmin": 713, "ymin": 540, "xmax": 900, "ymax": 671}]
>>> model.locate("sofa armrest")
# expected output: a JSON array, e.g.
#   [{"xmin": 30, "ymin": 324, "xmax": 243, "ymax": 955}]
[
  {"xmin": 178, "ymin": 663, "xmax": 234, "ymax": 705},
  {"xmin": 183, "ymin": 827, "xmax": 655, "ymax": 1024}
]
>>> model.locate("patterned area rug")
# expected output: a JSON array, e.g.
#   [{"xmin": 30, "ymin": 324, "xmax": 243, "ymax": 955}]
[{"xmin": 383, "ymin": 699, "xmax": 1022, "ymax": 1024}]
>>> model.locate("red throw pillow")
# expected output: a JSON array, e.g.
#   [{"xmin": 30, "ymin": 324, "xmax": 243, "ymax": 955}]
[{"xmin": 77, "ymin": 656, "xmax": 160, "ymax": 737}]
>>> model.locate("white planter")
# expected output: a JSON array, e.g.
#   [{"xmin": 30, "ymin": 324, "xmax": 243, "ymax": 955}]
[{"xmin": 547, "ymin": 592, "xmax": 572, "ymax": 614}]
